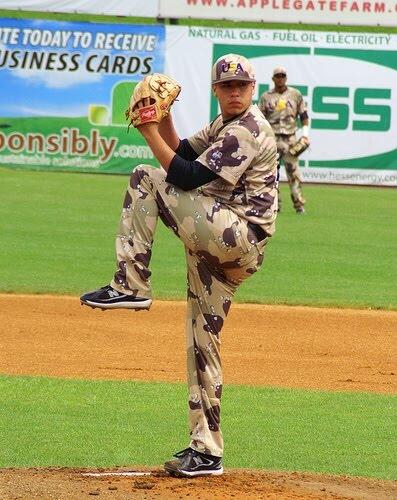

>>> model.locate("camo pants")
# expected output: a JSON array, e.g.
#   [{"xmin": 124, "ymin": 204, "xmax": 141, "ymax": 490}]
[
  {"xmin": 110, "ymin": 165, "xmax": 267, "ymax": 457},
  {"xmin": 276, "ymin": 134, "xmax": 305, "ymax": 210}
]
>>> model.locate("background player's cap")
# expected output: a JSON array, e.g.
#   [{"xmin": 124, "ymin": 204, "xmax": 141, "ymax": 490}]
[
  {"xmin": 212, "ymin": 54, "xmax": 256, "ymax": 84},
  {"xmin": 273, "ymin": 66, "xmax": 287, "ymax": 76}
]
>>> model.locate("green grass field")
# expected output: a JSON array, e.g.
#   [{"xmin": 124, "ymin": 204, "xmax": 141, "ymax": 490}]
[
  {"xmin": 1, "ymin": 376, "xmax": 396, "ymax": 479},
  {"xmin": 1, "ymin": 168, "xmax": 396, "ymax": 309}
]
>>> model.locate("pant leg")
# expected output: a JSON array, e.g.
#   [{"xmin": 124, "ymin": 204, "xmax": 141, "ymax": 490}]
[
  {"xmin": 284, "ymin": 153, "xmax": 305, "ymax": 210},
  {"xmin": 110, "ymin": 165, "xmax": 162, "ymax": 298},
  {"xmin": 185, "ymin": 242, "xmax": 264, "ymax": 457},
  {"xmin": 277, "ymin": 135, "xmax": 306, "ymax": 210},
  {"xmin": 185, "ymin": 249, "xmax": 228, "ymax": 458},
  {"xmin": 111, "ymin": 164, "xmax": 266, "ymax": 457}
]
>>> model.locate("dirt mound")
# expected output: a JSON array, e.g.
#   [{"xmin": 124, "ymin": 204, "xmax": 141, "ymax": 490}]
[{"xmin": 1, "ymin": 467, "xmax": 396, "ymax": 499}]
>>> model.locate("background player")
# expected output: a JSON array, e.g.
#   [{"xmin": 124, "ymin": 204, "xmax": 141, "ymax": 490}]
[
  {"xmin": 80, "ymin": 54, "xmax": 278, "ymax": 477},
  {"xmin": 259, "ymin": 66, "xmax": 310, "ymax": 214}
]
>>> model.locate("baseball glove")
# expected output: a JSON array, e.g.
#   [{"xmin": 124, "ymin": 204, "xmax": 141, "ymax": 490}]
[
  {"xmin": 288, "ymin": 137, "xmax": 309, "ymax": 157},
  {"xmin": 125, "ymin": 73, "xmax": 181, "ymax": 128}
]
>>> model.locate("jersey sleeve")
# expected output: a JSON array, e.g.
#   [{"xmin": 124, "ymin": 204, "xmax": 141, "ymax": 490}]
[
  {"xmin": 297, "ymin": 91, "xmax": 307, "ymax": 116},
  {"xmin": 195, "ymin": 125, "xmax": 259, "ymax": 186},
  {"xmin": 258, "ymin": 92, "xmax": 268, "ymax": 115},
  {"xmin": 186, "ymin": 123, "xmax": 211, "ymax": 156}
]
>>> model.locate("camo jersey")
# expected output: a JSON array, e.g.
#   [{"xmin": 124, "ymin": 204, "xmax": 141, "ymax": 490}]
[
  {"xmin": 187, "ymin": 104, "xmax": 278, "ymax": 236},
  {"xmin": 259, "ymin": 86, "xmax": 306, "ymax": 135}
]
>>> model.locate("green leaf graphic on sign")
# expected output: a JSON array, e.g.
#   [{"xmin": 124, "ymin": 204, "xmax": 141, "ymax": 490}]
[
  {"xmin": 88, "ymin": 105, "xmax": 109, "ymax": 126},
  {"xmin": 111, "ymin": 81, "xmax": 136, "ymax": 126},
  {"xmin": 87, "ymin": 81, "xmax": 137, "ymax": 127}
]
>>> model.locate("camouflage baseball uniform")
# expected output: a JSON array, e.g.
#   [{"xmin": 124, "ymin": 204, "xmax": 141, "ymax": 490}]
[
  {"xmin": 110, "ymin": 103, "xmax": 278, "ymax": 457},
  {"xmin": 259, "ymin": 87, "xmax": 306, "ymax": 210}
]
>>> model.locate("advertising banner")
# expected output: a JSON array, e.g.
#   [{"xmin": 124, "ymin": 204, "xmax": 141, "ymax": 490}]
[
  {"xmin": 0, "ymin": 18, "xmax": 165, "ymax": 173},
  {"xmin": 159, "ymin": 0, "xmax": 397, "ymax": 28},
  {"xmin": 165, "ymin": 25, "xmax": 397, "ymax": 186},
  {"xmin": 0, "ymin": 0, "xmax": 159, "ymax": 17}
]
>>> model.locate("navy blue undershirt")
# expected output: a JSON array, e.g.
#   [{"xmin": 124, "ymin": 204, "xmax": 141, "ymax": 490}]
[{"xmin": 165, "ymin": 139, "xmax": 219, "ymax": 191}]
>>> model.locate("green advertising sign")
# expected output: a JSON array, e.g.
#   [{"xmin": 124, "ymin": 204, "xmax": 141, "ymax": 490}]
[{"xmin": 0, "ymin": 18, "xmax": 165, "ymax": 173}]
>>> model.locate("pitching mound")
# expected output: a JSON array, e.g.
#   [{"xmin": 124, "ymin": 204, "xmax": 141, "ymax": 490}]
[{"xmin": 1, "ymin": 467, "xmax": 397, "ymax": 499}]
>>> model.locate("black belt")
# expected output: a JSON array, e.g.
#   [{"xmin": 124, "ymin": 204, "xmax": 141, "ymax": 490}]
[{"xmin": 247, "ymin": 222, "xmax": 268, "ymax": 242}]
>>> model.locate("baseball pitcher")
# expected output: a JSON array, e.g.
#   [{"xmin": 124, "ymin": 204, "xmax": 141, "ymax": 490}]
[{"xmin": 80, "ymin": 55, "xmax": 278, "ymax": 477}]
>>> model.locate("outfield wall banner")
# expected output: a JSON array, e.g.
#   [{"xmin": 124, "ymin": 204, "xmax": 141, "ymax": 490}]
[
  {"xmin": 0, "ymin": 18, "xmax": 165, "ymax": 173},
  {"xmin": 164, "ymin": 25, "xmax": 397, "ymax": 186},
  {"xmin": 0, "ymin": 1, "xmax": 159, "ymax": 17},
  {"xmin": 159, "ymin": 0, "xmax": 397, "ymax": 27}
]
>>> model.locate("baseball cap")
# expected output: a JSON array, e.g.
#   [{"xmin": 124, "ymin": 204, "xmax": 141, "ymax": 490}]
[
  {"xmin": 212, "ymin": 54, "xmax": 256, "ymax": 84},
  {"xmin": 273, "ymin": 66, "xmax": 287, "ymax": 76}
]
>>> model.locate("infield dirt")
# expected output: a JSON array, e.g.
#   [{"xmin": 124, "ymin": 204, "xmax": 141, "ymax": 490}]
[{"xmin": 0, "ymin": 294, "xmax": 396, "ymax": 499}]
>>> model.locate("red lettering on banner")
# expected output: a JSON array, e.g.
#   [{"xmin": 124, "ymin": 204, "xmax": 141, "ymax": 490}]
[
  {"xmin": 374, "ymin": 2, "xmax": 385, "ymax": 12},
  {"xmin": 0, "ymin": 133, "xmax": 5, "ymax": 151},
  {"xmin": 182, "ymin": 0, "xmax": 391, "ymax": 12}
]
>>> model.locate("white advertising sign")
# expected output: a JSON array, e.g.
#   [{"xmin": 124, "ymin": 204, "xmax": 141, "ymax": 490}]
[
  {"xmin": 165, "ymin": 25, "xmax": 397, "ymax": 186},
  {"xmin": 160, "ymin": 0, "xmax": 397, "ymax": 27},
  {"xmin": 0, "ymin": 0, "xmax": 159, "ymax": 17}
]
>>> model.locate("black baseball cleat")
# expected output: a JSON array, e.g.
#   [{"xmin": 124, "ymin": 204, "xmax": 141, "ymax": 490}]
[
  {"xmin": 164, "ymin": 447, "xmax": 223, "ymax": 477},
  {"xmin": 80, "ymin": 285, "xmax": 152, "ymax": 310},
  {"xmin": 296, "ymin": 207, "xmax": 306, "ymax": 214}
]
